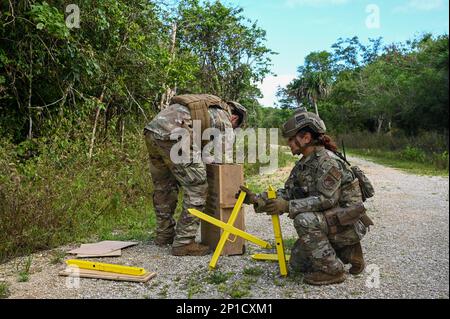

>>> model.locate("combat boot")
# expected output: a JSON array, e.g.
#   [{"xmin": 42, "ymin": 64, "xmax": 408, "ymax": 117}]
[
  {"xmin": 303, "ymin": 271, "xmax": 346, "ymax": 286},
  {"xmin": 337, "ymin": 243, "xmax": 365, "ymax": 275},
  {"xmin": 154, "ymin": 235, "xmax": 174, "ymax": 247},
  {"xmin": 171, "ymin": 242, "xmax": 211, "ymax": 256},
  {"xmin": 154, "ymin": 231, "xmax": 176, "ymax": 247},
  {"xmin": 348, "ymin": 243, "xmax": 365, "ymax": 275}
]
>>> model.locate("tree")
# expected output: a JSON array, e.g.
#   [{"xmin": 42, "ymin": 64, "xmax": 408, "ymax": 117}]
[
  {"xmin": 278, "ymin": 51, "xmax": 333, "ymax": 115},
  {"xmin": 175, "ymin": 0, "xmax": 274, "ymax": 102}
]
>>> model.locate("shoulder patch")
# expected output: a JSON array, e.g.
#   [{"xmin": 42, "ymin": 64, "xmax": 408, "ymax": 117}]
[
  {"xmin": 317, "ymin": 164, "xmax": 343, "ymax": 197},
  {"xmin": 323, "ymin": 174, "xmax": 338, "ymax": 190},
  {"xmin": 329, "ymin": 166, "xmax": 342, "ymax": 180}
]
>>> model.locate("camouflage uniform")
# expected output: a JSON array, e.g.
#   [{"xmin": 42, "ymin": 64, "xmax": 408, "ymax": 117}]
[
  {"xmin": 144, "ymin": 103, "xmax": 233, "ymax": 248},
  {"xmin": 277, "ymin": 146, "xmax": 367, "ymax": 275}
]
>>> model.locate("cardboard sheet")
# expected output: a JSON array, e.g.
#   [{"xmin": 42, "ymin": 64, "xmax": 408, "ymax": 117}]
[
  {"xmin": 76, "ymin": 250, "xmax": 122, "ymax": 258},
  {"xmin": 68, "ymin": 241, "xmax": 137, "ymax": 255}
]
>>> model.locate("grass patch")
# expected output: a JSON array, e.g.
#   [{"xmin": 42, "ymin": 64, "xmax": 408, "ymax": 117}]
[
  {"xmin": 348, "ymin": 149, "xmax": 448, "ymax": 176},
  {"xmin": 158, "ymin": 284, "xmax": 169, "ymax": 299},
  {"xmin": 216, "ymin": 274, "xmax": 257, "ymax": 299},
  {"xmin": 287, "ymin": 271, "xmax": 304, "ymax": 285},
  {"xmin": 0, "ymin": 282, "xmax": 10, "ymax": 299},
  {"xmin": 273, "ymin": 277, "xmax": 286, "ymax": 287},
  {"xmin": 50, "ymin": 250, "xmax": 66, "ymax": 265},
  {"xmin": 283, "ymin": 237, "xmax": 297, "ymax": 250},
  {"xmin": 243, "ymin": 266, "xmax": 264, "ymax": 277},
  {"xmin": 206, "ymin": 270, "xmax": 233, "ymax": 285},
  {"xmin": 185, "ymin": 272, "xmax": 205, "ymax": 299},
  {"xmin": 17, "ymin": 255, "xmax": 32, "ymax": 283},
  {"xmin": 227, "ymin": 277, "xmax": 256, "ymax": 299}
]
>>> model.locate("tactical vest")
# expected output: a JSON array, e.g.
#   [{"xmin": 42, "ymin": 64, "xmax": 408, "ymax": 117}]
[
  {"xmin": 284, "ymin": 148, "xmax": 363, "ymax": 207},
  {"xmin": 170, "ymin": 94, "xmax": 231, "ymax": 134}
]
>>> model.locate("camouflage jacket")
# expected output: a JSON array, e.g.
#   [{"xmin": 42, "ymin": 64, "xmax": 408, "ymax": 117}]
[
  {"xmin": 278, "ymin": 146, "xmax": 363, "ymax": 217},
  {"xmin": 144, "ymin": 103, "xmax": 232, "ymax": 140}
]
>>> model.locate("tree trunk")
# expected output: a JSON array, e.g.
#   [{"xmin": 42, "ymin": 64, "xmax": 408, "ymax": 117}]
[
  {"xmin": 27, "ymin": 42, "xmax": 33, "ymax": 140},
  {"xmin": 88, "ymin": 107, "xmax": 101, "ymax": 160},
  {"xmin": 377, "ymin": 116, "xmax": 384, "ymax": 135},
  {"xmin": 88, "ymin": 86, "xmax": 106, "ymax": 160},
  {"xmin": 313, "ymin": 99, "xmax": 319, "ymax": 116},
  {"xmin": 120, "ymin": 117, "xmax": 125, "ymax": 147},
  {"xmin": 160, "ymin": 22, "xmax": 177, "ymax": 110}
]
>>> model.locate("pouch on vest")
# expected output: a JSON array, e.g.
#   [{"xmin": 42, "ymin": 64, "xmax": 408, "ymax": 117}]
[
  {"xmin": 336, "ymin": 203, "xmax": 366, "ymax": 226},
  {"xmin": 351, "ymin": 166, "xmax": 375, "ymax": 202}
]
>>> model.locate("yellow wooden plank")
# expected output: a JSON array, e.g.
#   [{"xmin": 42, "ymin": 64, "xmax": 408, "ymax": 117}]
[
  {"xmin": 208, "ymin": 190, "xmax": 245, "ymax": 269},
  {"xmin": 59, "ymin": 267, "xmax": 155, "ymax": 283},
  {"xmin": 272, "ymin": 215, "xmax": 288, "ymax": 276},
  {"xmin": 65, "ymin": 260, "xmax": 147, "ymax": 276},
  {"xmin": 188, "ymin": 208, "xmax": 272, "ymax": 250},
  {"xmin": 251, "ymin": 253, "xmax": 291, "ymax": 261}
]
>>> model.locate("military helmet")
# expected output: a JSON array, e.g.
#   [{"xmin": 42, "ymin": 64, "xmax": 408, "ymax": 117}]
[
  {"xmin": 227, "ymin": 101, "xmax": 247, "ymax": 126},
  {"xmin": 282, "ymin": 108, "xmax": 326, "ymax": 138}
]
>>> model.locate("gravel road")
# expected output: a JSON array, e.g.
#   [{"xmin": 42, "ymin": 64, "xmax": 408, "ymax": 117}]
[{"xmin": 1, "ymin": 157, "xmax": 448, "ymax": 299}]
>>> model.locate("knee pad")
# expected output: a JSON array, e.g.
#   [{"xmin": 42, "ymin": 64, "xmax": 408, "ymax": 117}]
[{"xmin": 294, "ymin": 212, "xmax": 319, "ymax": 236}]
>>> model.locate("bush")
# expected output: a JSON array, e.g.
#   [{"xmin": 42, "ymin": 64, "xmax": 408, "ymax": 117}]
[
  {"xmin": 401, "ymin": 146, "xmax": 426, "ymax": 162},
  {"xmin": 335, "ymin": 131, "xmax": 449, "ymax": 171},
  {"xmin": 0, "ymin": 131, "xmax": 156, "ymax": 263},
  {"xmin": 336, "ymin": 131, "xmax": 448, "ymax": 154}
]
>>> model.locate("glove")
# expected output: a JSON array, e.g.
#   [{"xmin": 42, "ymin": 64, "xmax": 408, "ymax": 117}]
[
  {"xmin": 264, "ymin": 198, "xmax": 289, "ymax": 216},
  {"xmin": 235, "ymin": 185, "xmax": 257, "ymax": 205},
  {"xmin": 253, "ymin": 191, "xmax": 268, "ymax": 213}
]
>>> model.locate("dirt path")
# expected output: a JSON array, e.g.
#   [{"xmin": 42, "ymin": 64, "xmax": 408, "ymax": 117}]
[{"xmin": 1, "ymin": 157, "xmax": 448, "ymax": 299}]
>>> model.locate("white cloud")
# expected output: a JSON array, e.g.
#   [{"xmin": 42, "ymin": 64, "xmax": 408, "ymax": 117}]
[
  {"xmin": 393, "ymin": 0, "xmax": 444, "ymax": 12},
  {"xmin": 286, "ymin": 0, "xmax": 350, "ymax": 8},
  {"xmin": 257, "ymin": 74, "xmax": 296, "ymax": 107}
]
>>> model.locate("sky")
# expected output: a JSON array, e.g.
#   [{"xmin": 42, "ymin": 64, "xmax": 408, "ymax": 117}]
[{"xmin": 224, "ymin": 0, "xmax": 449, "ymax": 107}]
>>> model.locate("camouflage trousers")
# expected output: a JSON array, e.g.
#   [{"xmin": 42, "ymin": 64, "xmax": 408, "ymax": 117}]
[
  {"xmin": 289, "ymin": 211, "xmax": 367, "ymax": 275},
  {"xmin": 144, "ymin": 130, "xmax": 208, "ymax": 248}
]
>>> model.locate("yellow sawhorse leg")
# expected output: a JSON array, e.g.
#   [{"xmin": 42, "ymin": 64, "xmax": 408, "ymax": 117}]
[
  {"xmin": 251, "ymin": 185, "xmax": 289, "ymax": 276},
  {"xmin": 188, "ymin": 190, "xmax": 272, "ymax": 270},
  {"xmin": 251, "ymin": 254, "xmax": 290, "ymax": 261}
]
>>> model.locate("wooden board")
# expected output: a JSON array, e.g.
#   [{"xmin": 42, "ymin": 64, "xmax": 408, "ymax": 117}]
[
  {"xmin": 201, "ymin": 164, "xmax": 245, "ymax": 256},
  {"xmin": 76, "ymin": 250, "xmax": 122, "ymax": 258},
  {"xmin": 219, "ymin": 164, "xmax": 244, "ymax": 207},
  {"xmin": 68, "ymin": 241, "xmax": 137, "ymax": 255},
  {"xmin": 59, "ymin": 267, "xmax": 156, "ymax": 283}
]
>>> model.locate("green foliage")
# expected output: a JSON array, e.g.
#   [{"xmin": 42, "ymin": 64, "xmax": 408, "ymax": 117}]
[
  {"xmin": 50, "ymin": 250, "xmax": 66, "ymax": 265},
  {"xmin": 0, "ymin": 0, "xmax": 273, "ymax": 143},
  {"xmin": 0, "ymin": 132, "xmax": 156, "ymax": 262},
  {"xmin": 0, "ymin": 282, "xmax": 10, "ymax": 299},
  {"xmin": 30, "ymin": 1, "xmax": 69, "ymax": 39},
  {"xmin": 337, "ymin": 131, "xmax": 448, "ymax": 173},
  {"xmin": 348, "ymin": 148, "xmax": 448, "ymax": 176},
  {"xmin": 278, "ymin": 34, "xmax": 449, "ymax": 137},
  {"xmin": 401, "ymin": 146, "xmax": 426, "ymax": 162},
  {"xmin": 206, "ymin": 270, "xmax": 233, "ymax": 285},
  {"xmin": 243, "ymin": 266, "xmax": 264, "ymax": 277},
  {"xmin": 17, "ymin": 256, "xmax": 33, "ymax": 283},
  {"xmin": 176, "ymin": 0, "xmax": 275, "ymax": 101},
  {"xmin": 230, "ymin": 277, "xmax": 255, "ymax": 298},
  {"xmin": 185, "ymin": 272, "xmax": 204, "ymax": 299},
  {"xmin": 283, "ymin": 237, "xmax": 297, "ymax": 250}
]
